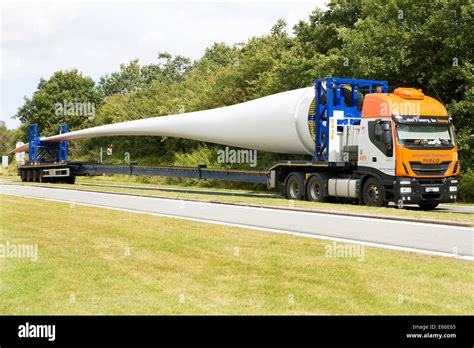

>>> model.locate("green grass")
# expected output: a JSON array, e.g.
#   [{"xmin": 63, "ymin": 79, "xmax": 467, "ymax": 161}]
[
  {"xmin": 0, "ymin": 195, "xmax": 473, "ymax": 315},
  {"xmin": 449, "ymin": 202, "xmax": 474, "ymax": 206},
  {"xmin": 4, "ymin": 174, "xmax": 472, "ymax": 225}
]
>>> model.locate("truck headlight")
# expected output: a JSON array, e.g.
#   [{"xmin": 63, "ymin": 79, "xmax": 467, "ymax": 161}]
[
  {"xmin": 449, "ymin": 186, "xmax": 457, "ymax": 192},
  {"xmin": 400, "ymin": 187, "xmax": 412, "ymax": 193},
  {"xmin": 450, "ymin": 179, "xmax": 457, "ymax": 184},
  {"xmin": 400, "ymin": 181, "xmax": 411, "ymax": 185}
]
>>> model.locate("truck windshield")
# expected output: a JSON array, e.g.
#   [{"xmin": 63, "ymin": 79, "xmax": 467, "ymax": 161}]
[{"xmin": 396, "ymin": 124, "xmax": 454, "ymax": 148}]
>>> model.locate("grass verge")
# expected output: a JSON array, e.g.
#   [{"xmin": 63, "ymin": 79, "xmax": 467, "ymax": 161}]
[{"xmin": 0, "ymin": 195, "xmax": 473, "ymax": 315}]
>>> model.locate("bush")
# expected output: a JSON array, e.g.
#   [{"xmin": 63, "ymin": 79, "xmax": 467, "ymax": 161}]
[
  {"xmin": 458, "ymin": 169, "xmax": 474, "ymax": 203},
  {"xmin": 173, "ymin": 145, "xmax": 220, "ymax": 168},
  {"xmin": 0, "ymin": 159, "xmax": 19, "ymax": 177}
]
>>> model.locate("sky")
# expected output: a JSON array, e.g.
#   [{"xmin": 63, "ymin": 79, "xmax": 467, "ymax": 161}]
[{"xmin": 0, "ymin": 0, "xmax": 327, "ymax": 129}]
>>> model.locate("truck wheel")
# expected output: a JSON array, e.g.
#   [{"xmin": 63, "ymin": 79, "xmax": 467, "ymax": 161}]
[
  {"xmin": 285, "ymin": 173, "xmax": 305, "ymax": 200},
  {"xmin": 66, "ymin": 176, "xmax": 76, "ymax": 184},
  {"xmin": 363, "ymin": 177, "xmax": 385, "ymax": 207},
  {"xmin": 20, "ymin": 171, "xmax": 27, "ymax": 182},
  {"xmin": 418, "ymin": 203, "xmax": 439, "ymax": 210},
  {"xmin": 38, "ymin": 171, "xmax": 46, "ymax": 183},
  {"xmin": 26, "ymin": 170, "xmax": 32, "ymax": 182},
  {"xmin": 306, "ymin": 174, "xmax": 327, "ymax": 202}
]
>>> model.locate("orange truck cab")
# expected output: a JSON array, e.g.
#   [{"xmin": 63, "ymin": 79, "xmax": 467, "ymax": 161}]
[{"xmin": 356, "ymin": 87, "xmax": 459, "ymax": 209}]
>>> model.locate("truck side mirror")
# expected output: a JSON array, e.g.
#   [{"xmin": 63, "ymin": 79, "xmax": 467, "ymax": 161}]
[
  {"xmin": 382, "ymin": 130, "xmax": 391, "ymax": 144},
  {"xmin": 381, "ymin": 122, "xmax": 390, "ymax": 131}
]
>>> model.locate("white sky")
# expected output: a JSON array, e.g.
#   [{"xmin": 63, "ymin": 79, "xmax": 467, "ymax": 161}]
[{"xmin": 0, "ymin": 0, "xmax": 327, "ymax": 129}]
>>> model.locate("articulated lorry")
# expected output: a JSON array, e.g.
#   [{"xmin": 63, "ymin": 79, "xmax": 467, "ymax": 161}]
[{"xmin": 14, "ymin": 77, "xmax": 459, "ymax": 210}]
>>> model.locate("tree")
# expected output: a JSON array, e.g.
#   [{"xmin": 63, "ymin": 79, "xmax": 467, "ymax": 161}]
[
  {"xmin": 98, "ymin": 59, "xmax": 146, "ymax": 96},
  {"xmin": 98, "ymin": 53, "xmax": 192, "ymax": 97},
  {"xmin": 15, "ymin": 69, "xmax": 103, "ymax": 138},
  {"xmin": 0, "ymin": 121, "xmax": 22, "ymax": 156},
  {"xmin": 156, "ymin": 52, "xmax": 192, "ymax": 84}
]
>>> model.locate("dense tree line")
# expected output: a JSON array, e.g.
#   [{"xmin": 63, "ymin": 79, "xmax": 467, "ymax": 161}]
[{"xmin": 8, "ymin": 0, "xmax": 473, "ymax": 197}]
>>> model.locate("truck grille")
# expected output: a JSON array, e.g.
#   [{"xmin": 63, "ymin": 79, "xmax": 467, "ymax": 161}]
[{"xmin": 409, "ymin": 161, "xmax": 451, "ymax": 176}]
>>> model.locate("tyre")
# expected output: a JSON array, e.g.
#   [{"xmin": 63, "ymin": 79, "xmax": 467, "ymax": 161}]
[
  {"xmin": 363, "ymin": 177, "xmax": 385, "ymax": 207},
  {"xmin": 26, "ymin": 170, "xmax": 32, "ymax": 182},
  {"xmin": 38, "ymin": 170, "xmax": 46, "ymax": 183},
  {"xmin": 32, "ymin": 170, "xmax": 40, "ymax": 182},
  {"xmin": 20, "ymin": 171, "xmax": 27, "ymax": 182},
  {"xmin": 418, "ymin": 203, "xmax": 439, "ymax": 210},
  {"xmin": 284, "ymin": 172, "xmax": 306, "ymax": 200},
  {"xmin": 306, "ymin": 174, "xmax": 328, "ymax": 202}
]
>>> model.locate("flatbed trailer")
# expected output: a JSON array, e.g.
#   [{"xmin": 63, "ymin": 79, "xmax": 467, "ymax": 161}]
[
  {"xmin": 17, "ymin": 159, "xmax": 334, "ymax": 189},
  {"xmin": 18, "ymin": 161, "xmax": 270, "ymax": 185}
]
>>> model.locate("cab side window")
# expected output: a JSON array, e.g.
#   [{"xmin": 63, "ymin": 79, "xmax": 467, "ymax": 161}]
[
  {"xmin": 374, "ymin": 123, "xmax": 384, "ymax": 142},
  {"xmin": 368, "ymin": 120, "xmax": 393, "ymax": 157}
]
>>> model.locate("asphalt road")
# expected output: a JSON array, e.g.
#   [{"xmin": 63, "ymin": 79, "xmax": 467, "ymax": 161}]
[
  {"xmin": 1, "ymin": 184, "xmax": 473, "ymax": 259},
  {"xmin": 1, "ymin": 178, "xmax": 473, "ymax": 214}
]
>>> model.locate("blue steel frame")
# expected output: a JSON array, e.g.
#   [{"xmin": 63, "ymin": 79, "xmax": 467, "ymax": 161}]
[
  {"xmin": 28, "ymin": 123, "xmax": 69, "ymax": 162},
  {"xmin": 313, "ymin": 77, "xmax": 388, "ymax": 162},
  {"xmin": 28, "ymin": 124, "xmax": 40, "ymax": 162}
]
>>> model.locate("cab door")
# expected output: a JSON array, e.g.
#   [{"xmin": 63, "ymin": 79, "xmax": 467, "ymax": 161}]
[{"xmin": 357, "ymin": 119, "xmax": 395, "ymax": 176}]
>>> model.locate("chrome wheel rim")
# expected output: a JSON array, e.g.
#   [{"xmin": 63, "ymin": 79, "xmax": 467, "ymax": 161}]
[
  {"xmin": 289, "ymin": 181, "xmax": 300, "ymax": 198},
  {"xmin": 367, "ymin": 185, "xmax": 379, "ymax": 202},
  {"xmin": 309, "ymin": 182, "xmax": 321, "ymax": 200}
]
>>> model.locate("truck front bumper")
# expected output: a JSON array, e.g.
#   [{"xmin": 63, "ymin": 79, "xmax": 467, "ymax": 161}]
[{"xmin": 394, "ymin": 177, "xmax": 458, "ymax": 204}]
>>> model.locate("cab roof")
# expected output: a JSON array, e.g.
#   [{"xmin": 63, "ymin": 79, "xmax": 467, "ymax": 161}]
[{"xmin": 361, "ymin": 88, "xmax": 448, "ymax": 118}]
